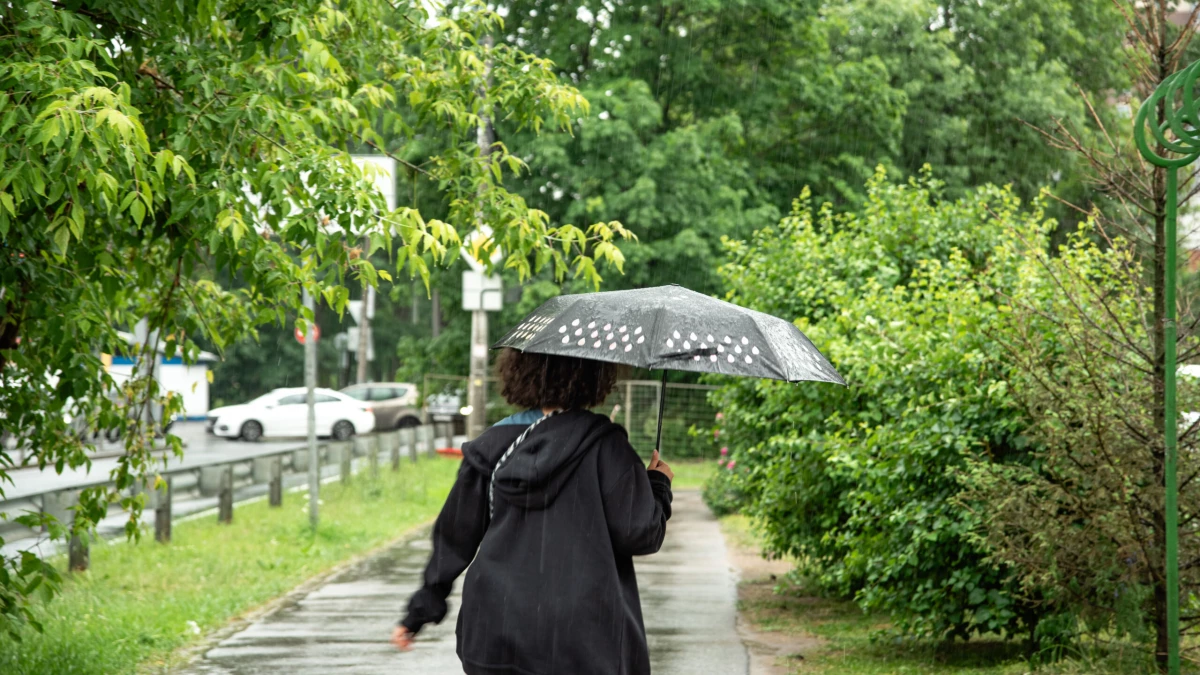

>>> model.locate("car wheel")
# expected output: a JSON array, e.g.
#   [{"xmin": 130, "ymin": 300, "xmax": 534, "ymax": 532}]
[
  {"xmin": 395, "ymin": 416, "xmax": 421, "ymax": 430},
  {"xmin": 332, "ymin": 420, "xmax": 355, "ymax": 441},
  {"xmin": 240, "ymin": 420, "xmax": 264, "ymax": 442},
  {"xmin": 104, "ymin": 427, "xmax": 122, "ymax": 443}
]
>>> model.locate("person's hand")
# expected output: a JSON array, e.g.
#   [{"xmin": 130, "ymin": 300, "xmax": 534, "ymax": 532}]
[
  {"xmin": 647, "ymin": 449, "xmax": 673, "ymax": 481},
  {"xmin": 391, "ymin": 625, "xmax": 413, "ymax": 651}
]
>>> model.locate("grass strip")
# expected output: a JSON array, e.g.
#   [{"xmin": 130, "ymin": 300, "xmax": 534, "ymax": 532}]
[
  {"xmin": 719, "ymin": 515, "xmax": 1164, "ymax": 675},
  {"xmin": 668, "ymin": 458, "xmax": 717, "ymax": 490},
  {"xmin": 1, "ymin": 456, "xmax": 462, "ymax": 675}
]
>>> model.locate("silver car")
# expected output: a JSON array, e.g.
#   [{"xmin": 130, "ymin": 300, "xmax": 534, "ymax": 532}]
[{"xmin": 340, "ymin": 383, "xmax": 422, "ymax": 430}]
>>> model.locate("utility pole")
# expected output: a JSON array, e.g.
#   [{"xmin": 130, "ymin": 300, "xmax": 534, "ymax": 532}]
[
  {"xmin": 304, "ymin": 290, "xmax": 319, "ymax": 532},
  {"xmin": 356, "ymin": 277, "xmax": 371, "ymax": 383},
  {"xmin": 431, "ymin": 288, "xmax": 441, "ymax": 338},
  {"xmin": 467, "ymin": 34, "xmax": 495, "ymax": 440},
  {"xmin": 411, "ymin": 280, "xmax": 420, "ymax": 325}
]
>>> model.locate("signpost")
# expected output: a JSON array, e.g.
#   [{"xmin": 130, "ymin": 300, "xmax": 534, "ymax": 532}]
[
  {"xmin": 461, "ymin": 231, "xmax": 503, "ymax": 440},
  {"xmin": 302, "ymin": 289, "xmax": 319, "ymax": 532},
  {"xmin": 1133, "ymin": 58, "xmax": 1200, "ymax": 675}
]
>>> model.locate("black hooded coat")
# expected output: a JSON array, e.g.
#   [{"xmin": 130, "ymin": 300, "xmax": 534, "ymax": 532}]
[{"xmin": 400, "ymin": 409, "xmax": 673, "ymax": 675}]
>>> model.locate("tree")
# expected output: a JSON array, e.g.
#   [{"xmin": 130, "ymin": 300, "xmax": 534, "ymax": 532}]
[
  {"xmin": 960, "ymin": 220, "xmax": 1200, "ymax": 661},
  {"xmin": 0, "ymin": 0, "xmax": 629, "ymax": 636},
  {"xmin": 963, "ymin": 1, "xmax": 1200, "ymax": 667},
  {"xmin": 491, "ymin": 0, "xmax": 1126, "ymax": 264}
]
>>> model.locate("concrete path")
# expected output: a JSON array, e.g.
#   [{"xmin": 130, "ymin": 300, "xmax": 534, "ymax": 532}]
[{"xmin": 181, "ymin": 490, "xmax": 748, "ymax": 675}]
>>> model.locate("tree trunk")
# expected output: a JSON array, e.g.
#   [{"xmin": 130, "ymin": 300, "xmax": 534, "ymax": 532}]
[{"xmin": 1151, "ymin": 3, "xmax": 1172, "ymax": 661}]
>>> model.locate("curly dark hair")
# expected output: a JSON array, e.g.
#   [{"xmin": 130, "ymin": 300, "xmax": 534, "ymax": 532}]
[{"xmin": 496, "ymin": 348, "xmax": 618, "ymax": 411}]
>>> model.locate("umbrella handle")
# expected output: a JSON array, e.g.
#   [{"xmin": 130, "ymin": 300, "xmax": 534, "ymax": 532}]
[{"xmin": 654, "ymin": 370, "xmax": 667, "ymax": 456}]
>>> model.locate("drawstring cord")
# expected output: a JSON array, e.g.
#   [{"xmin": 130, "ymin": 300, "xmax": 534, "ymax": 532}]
[{"xmin": 489, "ymin": 410, "xmax": 560, "ymax": 519}]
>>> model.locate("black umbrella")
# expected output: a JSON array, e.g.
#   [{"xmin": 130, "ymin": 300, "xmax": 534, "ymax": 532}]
[{"xmin": 493, "ymin": 285, "xmax": 845, "ymax": 453}]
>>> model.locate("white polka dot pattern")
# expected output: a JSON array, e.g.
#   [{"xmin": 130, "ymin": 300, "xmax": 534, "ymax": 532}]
[{"xmin": 491, "ymin": 285, "xmax": 843, "ymax": 387}]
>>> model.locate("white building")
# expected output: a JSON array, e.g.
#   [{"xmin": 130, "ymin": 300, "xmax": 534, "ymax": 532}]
[{"xmin": 108, "ymin": 334, "xmax": 218, "ymax": 420}]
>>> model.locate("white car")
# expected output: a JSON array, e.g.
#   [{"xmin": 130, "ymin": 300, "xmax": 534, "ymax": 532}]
[{"xmin": 207, "ymin": 387, "xmax": 376, "ymax": 441}]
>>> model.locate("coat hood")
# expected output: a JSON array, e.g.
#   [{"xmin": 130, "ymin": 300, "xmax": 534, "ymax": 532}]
[{"xmin": 462, "ymin": 409, "xmax": 620, "ymax": 511}]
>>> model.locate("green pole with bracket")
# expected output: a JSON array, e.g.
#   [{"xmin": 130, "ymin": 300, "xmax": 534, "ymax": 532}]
[{"xmin": 1133, "ymin": 59, "xmax": 1200, "ymax": 675}]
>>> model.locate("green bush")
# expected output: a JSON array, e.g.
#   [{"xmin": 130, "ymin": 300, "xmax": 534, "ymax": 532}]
[
  {"xmin": 714, "ymin": 169, "xmax": 1043, "ymax": 641},
  {"xmin": 702, "ymin": 456, "xmax": 749, "ymax": 517}
]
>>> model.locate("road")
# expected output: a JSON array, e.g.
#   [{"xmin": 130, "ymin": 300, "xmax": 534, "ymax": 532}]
[
  {"xmin": 1, "ymin": 423, "xmax": 464, "ymax": 560},
  {"xmin": 2, "ymin": 422, "xmax": 301, "ymax": 501},
  {"xmin": 181, "ymin": 490, "xmax": 748, "ymax": 675}
]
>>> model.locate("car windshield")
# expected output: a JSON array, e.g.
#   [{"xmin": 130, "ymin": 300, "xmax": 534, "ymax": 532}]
[{"xmin": 341, "ymin": 388, "xmax": 370, "ymax": 401}]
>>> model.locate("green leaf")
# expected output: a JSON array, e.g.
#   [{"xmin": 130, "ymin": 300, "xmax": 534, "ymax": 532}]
[{"xmin": 52, "ymin": 226, "xmax": 70, "ymax": 252}]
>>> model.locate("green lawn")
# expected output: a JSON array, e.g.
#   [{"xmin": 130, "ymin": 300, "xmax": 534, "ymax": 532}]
[
  {"xmin": 0, "ymin": 456, "xmax": 462, "ymax": 675},
  {"xmin": 719, "ymin": 515, "xmax": 1163, "ymax": 675},
  {"xmin": 668, "ymin": 458, "xmax": 718, "ymax": 490}
]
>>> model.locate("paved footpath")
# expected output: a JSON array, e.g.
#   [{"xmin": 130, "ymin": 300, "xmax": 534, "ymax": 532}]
[{"xmin": 182, "ymin": 490, "xmax": 748, "ymax": 675}]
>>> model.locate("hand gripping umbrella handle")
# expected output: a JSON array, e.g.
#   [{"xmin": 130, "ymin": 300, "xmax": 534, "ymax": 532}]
[{"xmin": 654, "ymin": 370, "xmax": 667, "ymax": 456}]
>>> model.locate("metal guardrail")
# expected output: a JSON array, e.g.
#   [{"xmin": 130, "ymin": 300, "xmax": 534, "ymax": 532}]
[{"xmin": 0, "ymin": 422, "xmax": 459, "ymax": 567}]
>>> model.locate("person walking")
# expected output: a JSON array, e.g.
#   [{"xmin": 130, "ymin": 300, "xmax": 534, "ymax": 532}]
[{"xmin": 392, "ymin": 348, "xmax": 674, "ymax": 675}]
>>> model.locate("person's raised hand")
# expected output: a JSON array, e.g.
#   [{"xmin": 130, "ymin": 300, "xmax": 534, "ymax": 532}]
[
  {"xmin": 647, "ymin": 449, "xmax": 674, "ymax": 481},
  {"xmin": 391, "ymin": 625, "xmax": 413, "ymax": 652}
]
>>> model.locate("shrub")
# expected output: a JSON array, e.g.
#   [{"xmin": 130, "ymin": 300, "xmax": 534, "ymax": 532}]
[{"xmin": 714, "ymin": 169, "xmax": 1043, "ymax": 640}]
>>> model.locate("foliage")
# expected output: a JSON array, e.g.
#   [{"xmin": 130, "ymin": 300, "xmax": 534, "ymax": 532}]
[
  {"xmin": 959, "ymin": 222, "xmax": 1200, "ymax": 649},
  {"xmin": 701, "ymin": 460, "xmax": 748, "ymax": 518},
  {"xmin": 1024, "ymin": 1, "xmax": 1200, "ymax": 665},
  {"xmin": 712, "ymin": 170, "xmax": 1046, "ymax": 641},
  {"xmin": 721, "ymin": 514, "xmax": 1161, "ymax": 675},
  {"xmin": 0, "ymin": 0, "xmax": 630, "ymax": 636},
  {"xmin": 487, "ymin": 0, "xmax": 1125, "ymax": 288},
  {"xmin": 314, "ymin": 0, "xmax": 1129, "ymax": 392}
]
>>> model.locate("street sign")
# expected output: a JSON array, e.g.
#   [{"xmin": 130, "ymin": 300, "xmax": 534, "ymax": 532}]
[
  {"xmin": 347, "ymin": 286, "xmax": 376, "ymax": 323},
  {"xmin": 295, "ymin": 324, "xmax": 321, "ymax": 344},
  {"xmin": 462, "ymin": 270, "xmax": 503, "ymax": 311},
  {"xmin": 344, "ymin": 326, "xmax": 375, "ymax": 361}
]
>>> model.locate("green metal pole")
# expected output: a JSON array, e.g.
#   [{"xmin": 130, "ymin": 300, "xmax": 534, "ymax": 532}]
[
  {"xmin": 1166, "ymin": 167, "xmax": 1180, "ymax": 675},
  {"xmin": 1133, "ymin": 59, "xmax": 1200, "ymax": 675}
]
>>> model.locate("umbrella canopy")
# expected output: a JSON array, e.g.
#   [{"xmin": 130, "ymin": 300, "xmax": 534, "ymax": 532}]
[
  {"xmin": 493, "ymin": 285, "xmax": 844, "ymax": 451},
  {"xmin": 495, "ymin": 285, "xmax": 843, "ymax": 384}
]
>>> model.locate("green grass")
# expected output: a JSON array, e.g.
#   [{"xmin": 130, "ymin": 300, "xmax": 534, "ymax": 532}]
[
  {"xmin": 668, "ymin": 458, "xmax": 718, "ymax": 490},
  {"xmin": 0, "ymin": 457, "xmax": 462, "ymax": 675},
  {"xmin": 718, "ymin": 515, "xmax": 1166, "ymax": 675}
]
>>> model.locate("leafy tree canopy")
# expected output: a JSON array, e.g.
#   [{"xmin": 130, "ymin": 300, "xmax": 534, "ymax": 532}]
[{"xmin": 0, "ymin": 0, "xmax": 629, "ymax": 635}]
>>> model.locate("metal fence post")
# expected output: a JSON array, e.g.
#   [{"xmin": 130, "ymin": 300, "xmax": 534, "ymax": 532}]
[
  {"xmin": 218, "ymin": 466, "xmax": 233, "ymax": 524},
  {"xmin": 340, "ymin": 442, "xmax": 353, "ymax": 484},
  {"xmin": 68, "ymin": 528, "xmax": 88, "ymax": 572},
  {"xmin": 406, "ymin": 427, "xmax": 417, "ymax": 463},
  {"xmin": 624, "ymin": 380, "xmax": 633, "ymax": 432},
  {"xmin": 67, "ymin": 491, "xmax": 88, "ymax": 572},
  {"xmin": 369, "ymin": 436, "xmax": 380, "ymax": 481},
  {"xmin": 269, "ymin": 457, "xmax": 283, "ymax": 507},
  {"xmin": 155, "ymin": 477, "xmax": 172, "ymax": 543},
  {"xmin": 390, "ymin": 431, "xmax": 401, "ymax": 471}
]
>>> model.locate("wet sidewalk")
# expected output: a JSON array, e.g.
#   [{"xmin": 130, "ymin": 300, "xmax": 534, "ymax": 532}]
[{"xmin": 181, "ymin": 490, "xmax": 748, "ymax": 674}]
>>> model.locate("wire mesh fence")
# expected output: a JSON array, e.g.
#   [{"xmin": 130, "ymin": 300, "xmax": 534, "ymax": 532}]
[{"xmin": 420, "ymin": 375, "xmax": 721, "ymax": 458}]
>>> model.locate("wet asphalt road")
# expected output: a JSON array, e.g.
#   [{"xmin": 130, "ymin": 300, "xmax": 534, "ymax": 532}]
[{"xmin": 181, "ymin": 490, "xmax": 748, "ymax": 675}]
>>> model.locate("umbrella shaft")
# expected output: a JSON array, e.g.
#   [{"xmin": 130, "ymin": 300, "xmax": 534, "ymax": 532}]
[{"xmin": 655, "ymin": 370, "xmax": 667, "ymax": 453}]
